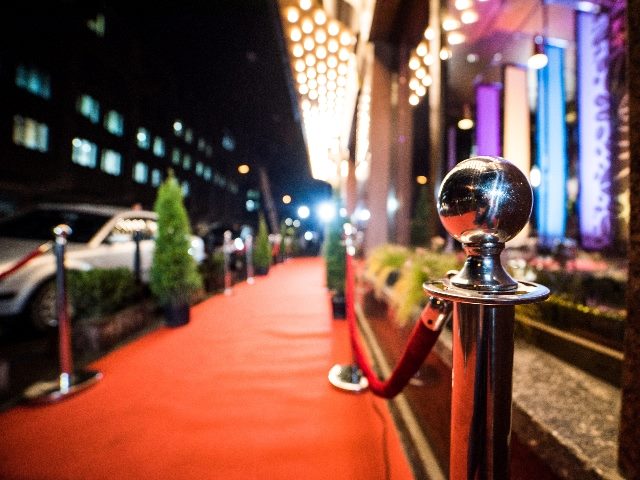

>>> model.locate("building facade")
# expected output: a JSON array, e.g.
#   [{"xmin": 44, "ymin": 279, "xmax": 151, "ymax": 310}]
[{"xmin": 0, "ymin": 5, "xmax": 253, "ymax": 228}]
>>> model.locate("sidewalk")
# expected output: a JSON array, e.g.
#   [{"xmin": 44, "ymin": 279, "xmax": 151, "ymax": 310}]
[{"xmin": 0, "ymin": 257, "xmax": 414, "ymax": 480}]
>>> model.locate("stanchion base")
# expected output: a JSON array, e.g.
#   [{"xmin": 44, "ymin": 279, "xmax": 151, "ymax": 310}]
[
  {"xmin": 328, "ymin": 364, "xmax": 368, "ymax": 393},
  {"xmin": 247, "ymin": 277, "xmax": 255, "ymax": 285},
  {"xmin": 23, "ymin": 370, "xmax": 102, "ymax": 405}
]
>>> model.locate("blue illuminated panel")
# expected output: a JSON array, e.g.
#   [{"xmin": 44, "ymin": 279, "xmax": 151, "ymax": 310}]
[
  {"xmin": 535, "ymin": 43, "xmax": 567, "ymax": 247},
  {"xmin": 577, "ymin": 11, "xmax": 612, "ymax": 250}
]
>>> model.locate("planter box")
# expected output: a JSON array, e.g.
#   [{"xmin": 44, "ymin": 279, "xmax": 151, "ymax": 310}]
[
  {"xmin": 74, "ymin": 300, "xmax": 159, "ymax": 354},
  {"xmin": 331, "ymin": 293, "xmax": 346, "ymax": 319}
]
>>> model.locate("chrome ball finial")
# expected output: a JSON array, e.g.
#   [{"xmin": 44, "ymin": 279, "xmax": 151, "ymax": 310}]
[
  {"xmin": 438, "ymin": 156, "xmax": 532, "ymax": 245},
  {"xmin": 437, "ymin": 156, "xmax": 532, "ymax": 292}
]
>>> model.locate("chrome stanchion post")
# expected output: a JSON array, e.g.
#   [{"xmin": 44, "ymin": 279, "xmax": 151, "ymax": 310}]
[
  {"xmin": 223, "ymin": 230, "xmax": 233, "ymax": 296},
  {"xmin": 424, "ymin": 157, "xmax": 549, "ymax": 479},
  {"xmin": 133, "ymin": 228, "xmax": 142, "ymax": 285},
  {"xmin": 328, "ymin": 223, "xmax": 369, "ymax": 392},
  {"xmin": 23, "ymin": 224, "xmax": 102, "ymax": 404},
  {"xmin": 245, "ymin": 234, "xmax": 254, "ymax": 284},
  {"xmin": 54, "ymin": 225, "xmax": 74, "ymax": 384}
]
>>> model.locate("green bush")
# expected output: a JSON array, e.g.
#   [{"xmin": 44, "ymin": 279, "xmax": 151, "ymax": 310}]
[
  {"xmin": 391, "ymin": 249, "xmax": 459, "ymax": 326},
  {"xmin": 516, "ymin": 294, "xmax": 626, "ymax": 349},
  {"xmin": 364, "ymin": 244, "xmax": 411, "ymax": 296},
  {"xmin": 410, "ymin": 184, "xmax": 437, "ymax": 247},
  {"xmin": 69, "ymin": 268, "xmax": 141, "ymax": 321},
  {"xmin": 279, "ymin": 221, "xmax": 287, "ymax": 261},
  {"xmin": 150, "ymin": 172, "xmax": 202, "ymax": 306},
  {"xmin": 324, "ymin": 215, "xmax": 346, "ymax": 295},
  {"xmin": 253, "ymin": 213, "xmax": 271, "ymax": 273},
  {"xmin": 532, "ymin": 269, "xmax": 626, "ymax": 308}
]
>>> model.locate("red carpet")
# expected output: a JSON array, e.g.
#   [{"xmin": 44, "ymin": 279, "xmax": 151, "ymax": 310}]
[{"xmin": 0, "ymin": 258, "xmax": 414, "ymax": 480}]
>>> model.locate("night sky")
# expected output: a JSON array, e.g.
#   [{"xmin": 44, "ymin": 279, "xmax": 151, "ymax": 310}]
[{"xmin": 121, "ymin": 1, "xmax": 328, "ymax": 207}]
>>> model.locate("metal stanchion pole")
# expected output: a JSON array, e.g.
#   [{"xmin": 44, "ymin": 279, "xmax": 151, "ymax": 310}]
[
  {"xmin": 223, "ymin": 230, "xmax": 233, "ymax": 296},
  {"xmin": 328, "ymin": 223, "xmax": 369, "ymax": 392},
  {"xmin": 24, "ymin": 224, "xmax": 102, "ymax": 404},
  {"xmin": 245, "ymin": 234, "xmax": 254, "ymax": 284},
  {"xmin": 424, "ymin": 157, "xmax": 549, "ymax": 479},
  {"xmin": 133, "ymin": 229, "xmax": 142, "ymax": 285}
]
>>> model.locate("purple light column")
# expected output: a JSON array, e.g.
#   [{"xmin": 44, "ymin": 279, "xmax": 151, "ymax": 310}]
[
  {"xmin": 577, "ymin": 11, "xmax": 613, "ymax": 249},
  {"xmin": 475, "ymin": 83, "xmax": 502, "ymax": 156}
]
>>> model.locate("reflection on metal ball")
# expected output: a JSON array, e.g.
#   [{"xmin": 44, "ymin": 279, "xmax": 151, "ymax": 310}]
[{"xmin": 437, "ymin": 156, "xmax": 532, "ymax": 245}]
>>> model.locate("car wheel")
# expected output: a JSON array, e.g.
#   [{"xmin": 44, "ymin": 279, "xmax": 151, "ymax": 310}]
[{"xmin": 28, "ymin": 279, "xmax": 75, "ymax": 331}]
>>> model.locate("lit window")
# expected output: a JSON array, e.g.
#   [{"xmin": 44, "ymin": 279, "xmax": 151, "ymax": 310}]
[
  {"xmin": 183, "ymin": 153, "xmax": 192, "ymax": 170},
  {"xmin": 171, "ymin": 148, "xmax": 181, "ymax": 165},
  {"xmin": 13, "ymin": 115, "xmax": 49, "ymax": 152},
  {"xmin": 197, "ymin": 138, "xmax": 206, "ymax": 151},
  {"xmin": 203, "ymin": 166, "xmax": 212, "ymax": 181},
  {"xmin": 133, "ymin": 162, "xmax": 148, "ymax": 183},
  {"xmin": 76, "ymin": 94, "xmax": 100, "ymax": 124},
  {"xmin": 151, "ymin": 169, "xmax": 162, "ymax": 187},
  {"xmin": 185, "ymin": 128, "xmax": 193, "ymax": 144},
  {"xmin": 15, "ymin": 64, "xmax": 51, "ymax": 99},
  {"xmin": 153, "ymin": 136, "xmax": 165, "ymax": 157},
  {"xmin": 181, "ymin": 181, "xmax": 190, "ymax": 197},
  {"xmin": 71, "ymin": 137, "xmax": 98, "ymax": 168},
  {"xmin": 222, "ymin": 132, "xmax": 235, "ymax": 151},
  {"xmin": 214, "ymin": 172, "xmax": 226, "ymax": 187},
  {"xmin": 195, "ymin": 162, "xmax": 204, "ymax": 176},
  {"xmin": 173, "ymin": 120, "xmax": 183, "ymax": 136},
  {"xmin": 247, "ymin": 189, "xmax": 260, "ymax": 200},
  {"xmin": 101, "ymin": 149, "xmax": 122, "ymax": 175},
  {"xmin": 87, "ymin": 13, "xmax": 105, "ymax": 37},
  {"xmin": 136, "ymin": 127, "xmax": 150, "ymax": 150},
  {"xmin": 104, "ymin": 110, "xmax": 124, "ymax": 136},
  {"xmin": 205, "ymin": 145, "xmax": 213, "ymax": 158}
]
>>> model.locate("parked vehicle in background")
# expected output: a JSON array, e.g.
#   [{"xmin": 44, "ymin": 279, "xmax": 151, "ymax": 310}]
[{"xmin": 0, "ymin": 203, "xmax": 205, "ymax": 330}]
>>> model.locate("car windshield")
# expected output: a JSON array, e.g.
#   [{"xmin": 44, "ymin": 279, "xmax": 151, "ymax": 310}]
[{"xmin": 0, "ymin": 209, "xmax": 110, "ymax": 243}]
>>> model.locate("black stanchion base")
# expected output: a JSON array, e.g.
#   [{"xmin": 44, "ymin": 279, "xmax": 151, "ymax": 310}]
[
  {"xmin": 328, "ymin": 364, "xmax": 368, "ymax": 393},
  {"xmin": 23, "ymin": 370, "xmax": 102, "ymax": 405}
]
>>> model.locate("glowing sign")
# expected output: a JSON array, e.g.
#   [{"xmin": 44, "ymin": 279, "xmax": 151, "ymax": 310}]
[
  {"xmin": 577, "ymin": 11, "xmax": 612, "ymax": 249},
  {"xmin": 475, "ymin": 83, "xmax": 501, "ymax": 156},
  {"xmin": 535, "ymin": 44, "xmax": 568, "ymax": 246}
]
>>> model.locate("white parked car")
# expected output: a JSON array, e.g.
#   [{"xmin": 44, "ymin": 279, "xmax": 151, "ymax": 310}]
[{"xmin": 0, "ymin": 203, "xmax": 205, "ymax": 330}]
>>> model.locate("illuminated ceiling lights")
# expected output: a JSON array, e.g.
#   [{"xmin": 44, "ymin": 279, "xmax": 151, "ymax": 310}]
[
  {"xmin": 407, "ymin": 0, "xmax": 484, "ymax": 106},
  {"xmin": 408, "ymin": 39, "xmax": 433, "ymax": 106},
  {"xmin": 441, "ymin": 0, "xmax": 481, "ymax": 59},
  {"xmin": 281, "ymin": 0, "xmax": 357, "ymax": 185}
]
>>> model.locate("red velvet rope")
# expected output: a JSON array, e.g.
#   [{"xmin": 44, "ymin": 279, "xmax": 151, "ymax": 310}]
[
  {"xmin": 346, "ymin": 251, "xmax": 446, "ymax": 399},
  {"xmin": 0, "ymin": 242, "xmax": 53, "ymax": 281}
]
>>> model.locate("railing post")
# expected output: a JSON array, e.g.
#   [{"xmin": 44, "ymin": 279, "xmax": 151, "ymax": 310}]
[
  {"xmin": 24, "ymin": 224, "xmax": 102, "ymax": 404},
  {"xmin": 328, "ymin": 223, "xmax": 369, "ymax": 392},
  {"xmin": 245, "ymin": 234, "xmax": 254, "ymax": 285},
  {"xmin": 133, "ymin": 228, "xmax": 142, "ymax": 285},
  {"xmin": 424, "ymin": 157, "xmax": 549, "ymax": 479},
  {"xmin": 223, "ymin": 230, "xmax": 233, "ymax": 296}
]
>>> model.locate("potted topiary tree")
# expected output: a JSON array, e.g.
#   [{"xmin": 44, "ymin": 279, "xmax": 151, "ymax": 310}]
[
  {"xmin": 150, "ymin": 171, "xmax": 203, "ymax": 327},
  {"xmin": 324, "ymin": 212, "xmax": 346, "ymax": 319},
  {"xmin": 253, "ymin": 213, "xmax": 271, "ymax": 276}
]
